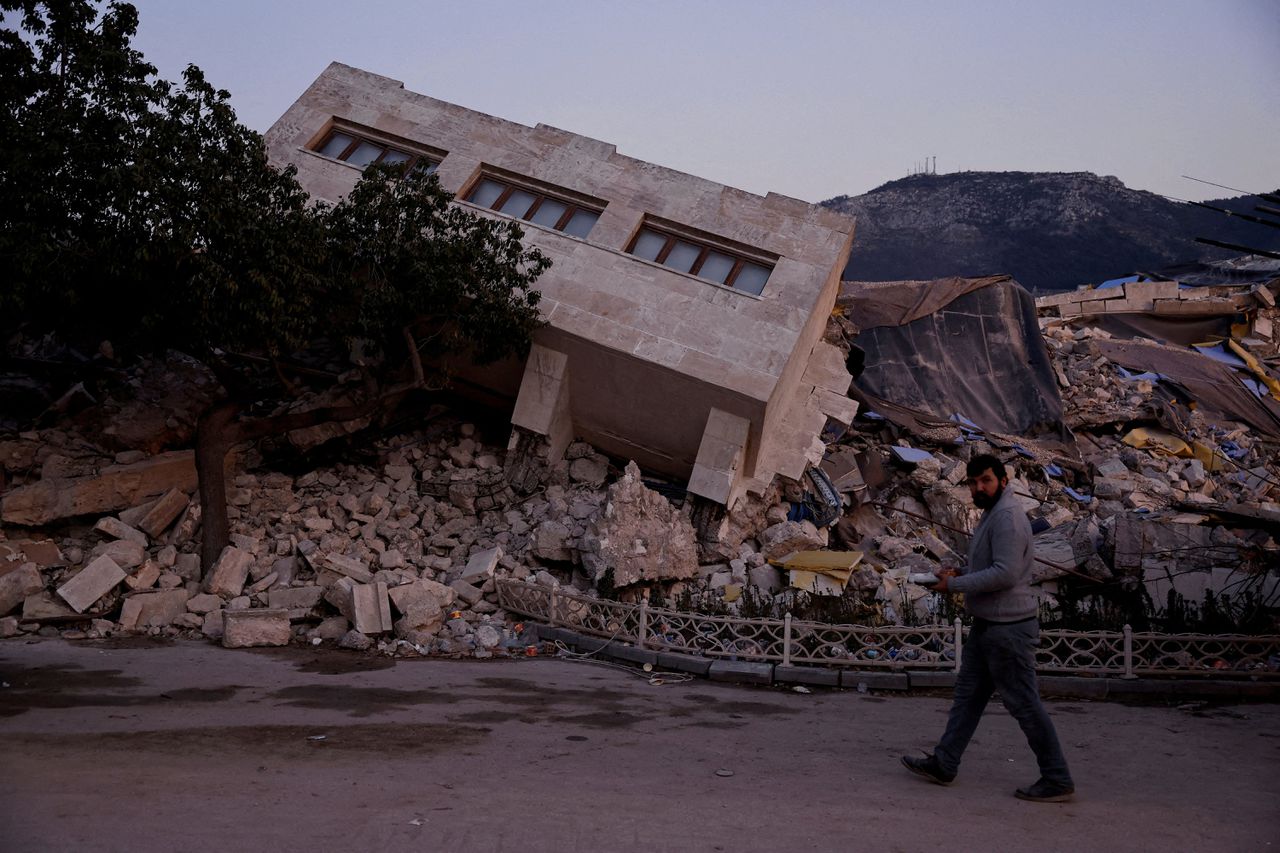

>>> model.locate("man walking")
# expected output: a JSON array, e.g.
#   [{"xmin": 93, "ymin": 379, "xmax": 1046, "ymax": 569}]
[{"xmin": 901, "ymin": 453, "xmax": 1074, "ymax": 802}]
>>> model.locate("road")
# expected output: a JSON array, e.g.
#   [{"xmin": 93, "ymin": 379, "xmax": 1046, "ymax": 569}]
[{"xmin": 1, "ymin": 638, "xmax": 1277, "ymax": 852}]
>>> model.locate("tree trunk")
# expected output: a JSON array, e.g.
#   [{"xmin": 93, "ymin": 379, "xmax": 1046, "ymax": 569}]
[
  {"xmin": 195, "ymin": 400, "xmax": 241, "ymax": 578},
  {"xmin": 192, "ymin": 388, "xmax": 418, "ymax": 578}
]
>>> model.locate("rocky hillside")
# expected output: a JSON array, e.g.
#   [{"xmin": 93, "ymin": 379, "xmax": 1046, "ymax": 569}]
[{"xmin": 822, "ymin": 172, "xmax": 1279, "ymax": 293}]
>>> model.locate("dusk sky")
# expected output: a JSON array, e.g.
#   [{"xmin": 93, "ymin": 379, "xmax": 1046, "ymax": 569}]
[{"xmin": 127, "ymin": 0, "xmax": 1278, "ymax": 204}]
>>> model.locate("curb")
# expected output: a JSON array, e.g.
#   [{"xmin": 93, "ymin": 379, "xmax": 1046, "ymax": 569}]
[{"xmin": 534, "ymin": 624, "xmax": 1280, "ymax": 700}]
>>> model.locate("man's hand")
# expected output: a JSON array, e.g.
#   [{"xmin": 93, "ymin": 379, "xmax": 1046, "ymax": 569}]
[{"xmin": 934, "ymin": 567, "xmax": 957, "ymax": 593}]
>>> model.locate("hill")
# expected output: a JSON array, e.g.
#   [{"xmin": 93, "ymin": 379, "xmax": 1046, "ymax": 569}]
[{"xmin": 821, "ymin": 171, "xmax": 1279, "ymax": 292}]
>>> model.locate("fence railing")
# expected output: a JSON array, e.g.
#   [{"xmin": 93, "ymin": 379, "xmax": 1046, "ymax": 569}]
[{"xmin": 496, "ymin": 579, "xmax": 1280, "ymax": 678}]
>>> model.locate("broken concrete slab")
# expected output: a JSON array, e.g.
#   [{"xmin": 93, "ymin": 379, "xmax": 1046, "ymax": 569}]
[
  {"xmin": 203, "ymin": 546, "xmax": 254, "ymax": 598},
  {"xmin": 222, "ymin": 608, "xmax": 291, "ymax": 648},
  {"xmin": 449, "ymin": 580, "xmax": 484, "ymax": 606},
  {"xmin": 1, "ymin": 450, "xmax": 198, "ymax": 526},
  {"xmin": 136, "ymin": 488, "xmax": 189, "ymax": 538},
  {"xmin": 92, "ymin": 516, "xmax": 148, "ymax": 546},
  {"xmin": 21, "ymin": 591, "xmax": 76, "ymax": 620},
  {"xmin": 0, "ymin": 563, "xmax": 44, "ymax": 616},
  {"xmin": 454, "ymin": 546, "xmax": 502, "ymax": 584},
  {"xmin": 318, "ymin": 553, "xmax": 373, "ymax": 584},
  {"xmin": 56, "ymin": 555, "xmax": 126, "ymax": 613},
  {"xmin": 124, "ymin": 562, "xmax": 160, "ymax": 593},
  {"xmin": 267, "ymin": 585, "xmax": 324, "ymax": 618},
  {"xmin": 350, "ymin": 581, "xmax": 393, "ymax": 634},
  {"xmin": 384, "ymin": 573, "xmax": 455, "ymax": 614},
  {"xmin": 0, "ymin": 539, "xmax": 64, "ymax": 568},
  {"xmin": 119, "ymin": 589, "xmax": 190, "ymax": 631},
  {"xmin": 89, "ymin": 539, "xmax": 145, "ymax": 570},
  {"xmin": 185, "ymin": 593, "xmax": 222, "ymax": 614}
]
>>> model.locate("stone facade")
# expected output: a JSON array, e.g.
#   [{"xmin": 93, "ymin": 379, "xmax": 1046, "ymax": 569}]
[{"xmin": 265, "ymin": 62, "xmax": 857, "ymax": 506}]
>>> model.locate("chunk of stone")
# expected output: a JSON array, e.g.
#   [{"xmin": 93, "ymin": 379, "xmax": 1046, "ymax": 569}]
[
  {"xmin": 204, "ymin": 546, "xmax": 253, "ymax": 598},
  {"xmin": 119, "ymin": 589, "xmax": 190, "ymax": 631},
  {"xmin": 350, "ymin": 581, "xmax": 393, "ymax": 634},
  {"xmin": 174, "ymin": 553, "xmax": 201, "ymax": 581},
  {"xmin": 455, "ymin": 546, "xmax": 502, "ymax": 584},
  {"xmin": 324, "ymin": 577, "xmax": 358, "ymax": 622},
  {"xmin": 578, "ymin": 461, "xmax": 698, "ymax": 587},
  {"xmin": 307, "ymin": 616, "xmax": 350, "ymax": 642},
  {"xmin": 56, "ymin": 555, "xmax": 126, "ymax": 613},
  {"xmin": 93, "ymin": 516, "xmax": 148, "ymax": 546},
  {"xmin": 90, "ymin": 539, "xmax": 146, "ymax": 570},
  {"xmin": 568, "ymin": 455, "xmax": 609, "ymax": 488},
  {"xmin": 186, "ymin": 593, "xmax": 223, "ymax": 614},
  {"xmin": 758, "ymin": 521, "xmax": 826, "ymax": 561},
  {"xmin": 222, "ymin": 608, "xmax": 291, "ymax": 648},
  {"xmin": 320, "ymin": 553, "xmax": 373, "ymax": 584},
  {"xmin": 338, "ymin": 629, "xmax": 373, "ymax": 650},
  {"xmin": 155, "ymin": 545, "xmax": 178, "ymax": 568},
  {"xmin": 378, "ymin": 549, "xmax": 405, "ymax": 569},
  {"xmin": 271, "ymin": 556, "xmax": 298, "ymax": 586},
  {"xmin": 389, "ymin": 578, "xmax": 455, "ymax": 614},
  {"xmin": 747, "ymin": 565, "xmax": 783, "ymax": 594},
  {"xmin": 0, "ymin": 539, "xmax": 64, "ymax": 568},
  {"xmin": 0, "ymin": 563, "xmax": 44, "ymax": 616},
  {"xmin": 201, "ymin": 610, "xmax": 224, "ymax": 639},
  {"xmin": 137, "ymin": 488, "xmax": 190, "ymax": 538},
  {"xmin": 125, "ymin": 560, "xmax": 161, "ymax": 591},
  {"xmin": 449, "ymin": 580, "xmax": 484, "ymax": 606},
  {"xmin": 0, "ymin": 616, "xmax": 22, "ymax": 638},
  {"xmin": 474, "ymin": 624, "xmax": 502, "ymax": 649},
  {"xmin": 268, "ymin": 585, "xmax": 324, "ymax": 618},
  {"xmin": 246, "ymin": 572, "xmax": 279, "ymax": 595},
  {"xmin": 22, "ymin": 591, "xmax": 75, "ymax": 620},
  {"xmin": 531, "ymin": 520, "xmax": 574, "ymax": 562},
  {"xmin": 119, "ymin": 497, "xmax": 158, "ymax": 529}
]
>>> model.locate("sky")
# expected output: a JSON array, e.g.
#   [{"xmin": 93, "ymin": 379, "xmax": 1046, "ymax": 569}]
[{"xmin": 121, "ymin": 0, "xmax": 1279, "ymax": 204}]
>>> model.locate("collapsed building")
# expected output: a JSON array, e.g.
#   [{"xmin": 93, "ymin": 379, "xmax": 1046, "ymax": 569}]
[{"xmin": 265, "ymin": 62, "xmax": 858, "ymax": 511}]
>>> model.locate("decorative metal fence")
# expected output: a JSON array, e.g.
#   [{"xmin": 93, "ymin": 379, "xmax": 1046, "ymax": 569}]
[{"xmin": 496, "ymin": 579, "xmax": 1280, "ymax": 678}]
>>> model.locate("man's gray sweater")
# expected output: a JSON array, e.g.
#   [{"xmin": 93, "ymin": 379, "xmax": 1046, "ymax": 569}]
[{"xmin": 947, "ymin": 487, "xmax": 1037, "ymax": 622}]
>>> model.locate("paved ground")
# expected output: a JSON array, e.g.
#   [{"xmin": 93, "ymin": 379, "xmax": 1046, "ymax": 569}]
[{"xmin": 1, "ymin": 638, "xmax": 1277, "ymax": 852}]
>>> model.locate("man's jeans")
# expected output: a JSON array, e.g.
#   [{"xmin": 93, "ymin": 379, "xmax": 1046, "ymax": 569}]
[{"xmin": 934, "ymin": 619, "xmax": 1072, "ymax": 785}]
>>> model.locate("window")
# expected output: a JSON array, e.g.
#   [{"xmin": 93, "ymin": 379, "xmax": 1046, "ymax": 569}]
[
  {"xmin": 311, "ymin": 128, "xmax": 439, "ymax": 174},
  {"xmin": 627, "ymin": 226, "xmax": 773, "ymax": 295},
  {"xmin": 465, "ymin": 177, "xmax": 600, "ymax": 238}
]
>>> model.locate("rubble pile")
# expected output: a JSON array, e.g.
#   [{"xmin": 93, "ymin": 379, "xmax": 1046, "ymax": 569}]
[
  {"xmin": 0, "ymin": 426, "xmax": 632, "ymax": 654},
  {"xmin": 2, "ymin": 267, "xmax": 1278, "ymax": 648}
]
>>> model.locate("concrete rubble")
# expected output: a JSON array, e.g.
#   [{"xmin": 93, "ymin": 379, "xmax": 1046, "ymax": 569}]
[{"xmin": 1, "ymin": 269, "xmax": 1277, "ymax": 653}]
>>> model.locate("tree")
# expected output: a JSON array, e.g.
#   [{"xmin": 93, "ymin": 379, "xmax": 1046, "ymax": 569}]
[{"xmin": 1, "ymin": 1, "xmax": 550, "ymax": 573}]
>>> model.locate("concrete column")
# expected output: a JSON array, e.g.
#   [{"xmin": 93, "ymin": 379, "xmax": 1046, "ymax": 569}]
[
  {"xmin": 686, "ymin": 408, "xmax": 751, "ymax": 506},
  {"xmin": 510, "ymin": 344, "xmax": 573, "ymax": 463}
]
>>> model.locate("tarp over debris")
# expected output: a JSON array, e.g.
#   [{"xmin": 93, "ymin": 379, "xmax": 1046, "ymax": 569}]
[
  {"xmin": 840, "ymin": 276, "xmax": 1066, "ymax": 438},
  {"xmin": 1095, "ymin": 338, "xmax": 1280, "ymax": 439}
]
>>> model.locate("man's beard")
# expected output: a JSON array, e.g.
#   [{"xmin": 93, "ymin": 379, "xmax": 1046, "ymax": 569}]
[{"xmin": 973, "ymin": 484, "xmax": 1004, "ymax": 510}]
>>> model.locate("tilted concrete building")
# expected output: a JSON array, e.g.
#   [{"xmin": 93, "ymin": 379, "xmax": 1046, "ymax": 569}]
[{"xmin": 265, "ymin": 62, "xmax": 856, "ymax": 508}]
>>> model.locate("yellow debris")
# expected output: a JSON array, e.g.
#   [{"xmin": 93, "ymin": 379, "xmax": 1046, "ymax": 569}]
[
  {"xmin": 1226, "ymin": 339, "xmax": 1280, "ymax": 402},
  {"xmin": 1121, "ymin": 427, "xmax": 1192, "ymax": 457}
]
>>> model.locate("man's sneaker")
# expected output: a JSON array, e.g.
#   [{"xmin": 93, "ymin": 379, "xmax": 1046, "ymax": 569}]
[
  {"xmin": 900, "ymin": 752, "xmax": 955, "ymax": 786},
  {"xmin": 1015, "ymin": 778, "xmax": 1075, "ymax": 803}
]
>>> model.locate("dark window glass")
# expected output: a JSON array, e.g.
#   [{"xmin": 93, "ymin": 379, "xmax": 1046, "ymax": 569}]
[{"xmin": 466, "ymin": 176, "xmax": 601, "ymax": 237}]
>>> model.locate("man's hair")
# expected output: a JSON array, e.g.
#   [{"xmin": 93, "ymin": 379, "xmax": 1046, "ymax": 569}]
[{"xmin": 966, "ymin": 453, "xmax": 1007, "ymax": 481}]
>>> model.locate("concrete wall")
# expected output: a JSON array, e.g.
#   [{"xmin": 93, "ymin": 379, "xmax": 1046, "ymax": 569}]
[{"xmin": 265, "ymin": 62, "xmax": 856, "ymax": 500}]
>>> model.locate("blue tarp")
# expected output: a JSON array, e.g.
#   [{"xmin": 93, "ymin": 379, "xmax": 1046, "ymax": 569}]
[{"xmin": 1096, "ymin": 274, "xmax": 1141, "ymax": 291}]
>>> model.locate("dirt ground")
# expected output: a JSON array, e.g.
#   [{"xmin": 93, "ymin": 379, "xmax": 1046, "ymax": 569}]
[{"xmin": 1, "ymin": 638, "xmax": 1277, "ymax": 853}]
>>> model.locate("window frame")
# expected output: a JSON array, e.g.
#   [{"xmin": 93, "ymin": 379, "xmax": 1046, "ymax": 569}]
[
  {"xmin": 308, "ymin": 122, "xmax": 443, "ymax": 174},
  {"xmin": 625, "ymin": 223, "xmax": 775, "ymax": 294},
  {"xmin": 463, "ymin": 172, "xmax": 604, "ymax": 238}
]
